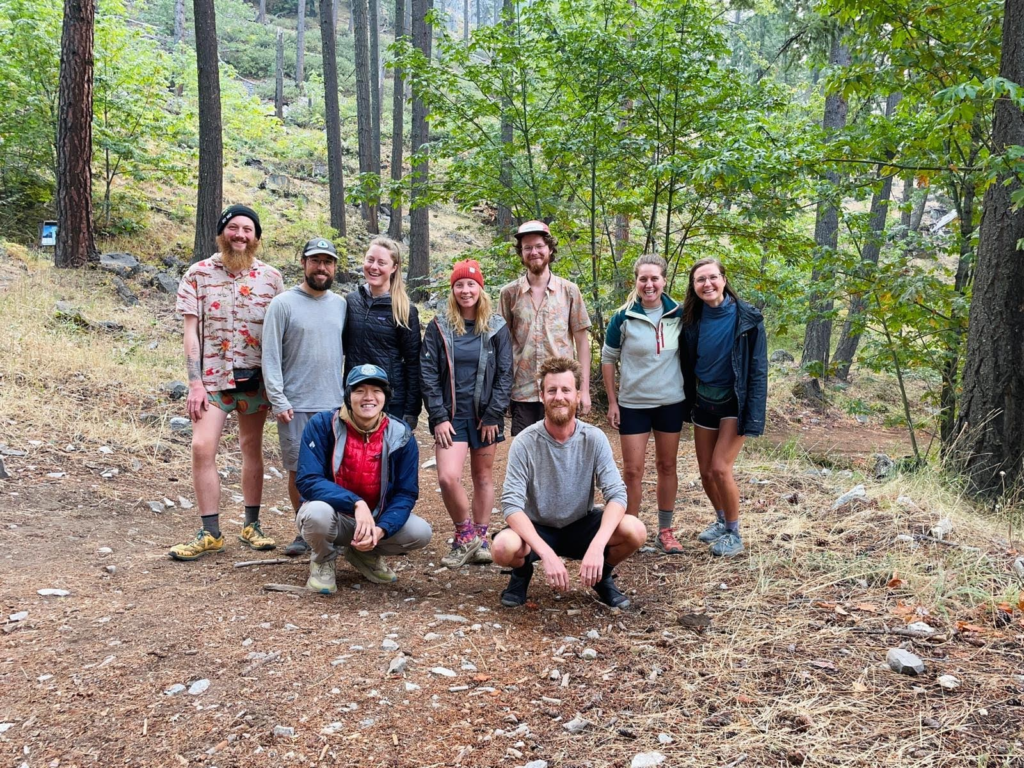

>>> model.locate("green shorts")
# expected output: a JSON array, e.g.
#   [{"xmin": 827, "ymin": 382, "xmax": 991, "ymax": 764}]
[{"xmin": 208, "ymin": 385, "xmax": 271, "ymax": 415}]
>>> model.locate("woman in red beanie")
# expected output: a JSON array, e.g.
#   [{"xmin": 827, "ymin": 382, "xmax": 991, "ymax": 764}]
[{"xmin": 421, "ymin": 260, "xmax": 514, "ymax": 567}]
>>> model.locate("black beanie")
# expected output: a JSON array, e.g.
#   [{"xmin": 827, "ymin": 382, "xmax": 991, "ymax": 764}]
[{"xmin": 217, "ymin": 204, "xmax": 262, "ymax": 239}]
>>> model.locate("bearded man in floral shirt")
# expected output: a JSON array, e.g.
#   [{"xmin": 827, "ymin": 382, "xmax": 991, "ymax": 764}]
[{"xmin": 170, "ymin": 205, "xmax": 285, "ymax": 561}]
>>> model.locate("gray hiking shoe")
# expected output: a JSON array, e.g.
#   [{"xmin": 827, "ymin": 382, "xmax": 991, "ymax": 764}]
[
  {"xmin": 344, "ymin": 547, "xmax": 397, "ymax": 583},
  {"xmin": 284, "ymin": 534, "xmax": 311, "ymax": 557},
  {"xmin": 441, "ymin": 536, "xmax": 482, "ymax": 568},
  {"xmin": 697, "ymin": 520, "xmax": 728, "ymax": 544},
  {"xmin": 708, "ymin": 531, "xmax": 745, "ymax": 557},
  {"xmin": 470, "ymin": 540, "xmax": 493, "ymax": 564},
  {"xmin": 307, "ymin": 559, "xmax": 337, "ymax": 594}
]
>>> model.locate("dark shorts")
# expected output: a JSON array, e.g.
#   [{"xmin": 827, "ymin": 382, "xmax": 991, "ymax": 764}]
[
  {"xmin": 691, "ymin": 393, "xmax": 739, "ymax": 431},
  {"xmin": 494, "ymin": 507, "xmax": 606, "ymax": 561},
  {"xmin": 618, "ymin": 401, "xmax": 685, "ymax": 435},
  {"xmin": 450, "ymin": 418, "xmax": 505, "ymax": 449},
  {"xmin": 510, "ymin": 401, "xmax": 545, "ymax": 436}
]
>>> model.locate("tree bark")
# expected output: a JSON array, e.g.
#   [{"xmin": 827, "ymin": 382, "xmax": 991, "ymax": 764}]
[
  {"xmin": 408, "ymin": 0, "xmax": 432, "ymax": 298},
  {"xmin": 173, "ymin": 0, "xmax": 185, "ymax": 44},
  {"xmin": 833, "ymin": 91, "xmax": 901, "ymax": 381},
  {"xmin": 191, "ymin": 0, "xmax": 223, "ymax": 263},
  {"xmin": 463, "ymin": 0, "xmax": 469, "ymax": 39},
  {"xmin": 296, "ymin": 0, "xmax": 306, "ymax": 86},
  {"xmin": 369, "ymin": 0, "xmax": 382, "ymax": 176},
  {"xmin": 320, "ymin": 0, "xmax": 347, "ymax": 236},
  {"xmin": 55, "ymin": 0, "xmax": 97, "ymax": 269},
  {"xmin": 799, "ymin": 32, "xmax": 850, "ymax": 396},
  {"xmin": 955, "ymin": 0, "xmax": 1024, "ymax": 496},
  {"xmin": 388, "ymin": 0, "xmax": 406, "ymax": 240},
  {"xmin": 495, "ymin": 0, "xmax": 513, "ymax": 234},
  {"xmin": 275, "ymin": 28, "xmax": 284, "ymax": 119},
  {"xmin": 353, "ymin": 0, "xmax": 379, "ymax": 231},
  {"xmin": 258, "ymin": 0, "xmax": 266, "ymax": 23}
]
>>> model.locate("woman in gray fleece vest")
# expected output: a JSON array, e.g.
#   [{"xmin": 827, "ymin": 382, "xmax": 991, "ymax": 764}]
[{"xmin": 602, "ymin": 254, "xmax": 686, "ymax": 555}]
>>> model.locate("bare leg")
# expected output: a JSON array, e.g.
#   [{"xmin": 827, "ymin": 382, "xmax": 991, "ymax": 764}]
[
  {"xmin": 491, "ymin": 529, "xmax": 530, "ymax": 568},
  {"xmin": 619, "ymin": 432, "xmax": 650, "ymax": 517},
  {"xmin": 709, "ymin": 420, "xmax": 746, "ymax": 523},
  {"xmin": 606, "ymin": 515, "xmax": 647, "ymax": 566},
  {"xmin": 237, "ymin": 409, "xmax": 269, "ymax": 507},
  {"xmin": 191, "ymin": 406, "xmax": 229, "ymax": 517},
  {"xmin": 287, "ymin": 471, "xmax": 301, "ymax": 512},
  {"xmin": 652, "ymin": 430, "xmax": 681, "ymax": 512},
  {"xmin": 468, "ymin": 444, "xmax": 497, "ymax": 526},
  {"xmin": 436, "ymin": 441, "xmax": 471, "ymax": 525},
  {"xmin": 693, "ymin": 425, "xmax": 724, "ymax": 513}
]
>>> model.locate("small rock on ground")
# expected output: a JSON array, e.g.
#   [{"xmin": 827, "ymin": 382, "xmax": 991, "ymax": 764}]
[
  {"xmin": 832, "ymin": 484, "xmax": 868, "ymax": 511},
  {"xmin": 381, "ymin": 639, "xmax": 399, "ymax": 652},
  {"xmin": 387, "ymin": 656, "xmax": 407, "ymax": 675},
  {"xmin": 273, "ymin": 725, "xmax": 295, "ymax": 737},
  {"xmin": 631, "ymin": 753, "xmax": 666, "ymax": 768},
  {"xmin": 430, "ymin": 667, "xmax": 457, "ymax": 677},
  {"xmin": 887, "ymin": 648, "xmax": 925, "ymax": 676},
  {"xmin": 937, "ymin": 675, "xmax": 960, "ymax": 690},
  {"xmin": 563, "ymin": 716, "xmax": 589, "ymax": 734},
  {"xmin": 37, "ymin": 589, "xmax": 70, "ymax": 597},
  {"xmin": 188, "ymin": 679, "xmax": 210, "ymax": 695}
]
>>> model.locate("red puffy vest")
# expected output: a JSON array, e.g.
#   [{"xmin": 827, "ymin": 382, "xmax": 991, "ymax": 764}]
[{"xmin": 335, "ymin": 417, "xmax": 387, "ymax": 511}]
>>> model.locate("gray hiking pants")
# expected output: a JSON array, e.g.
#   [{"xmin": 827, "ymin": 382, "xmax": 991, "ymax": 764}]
[{"xmin": 296, "ymin": 500, "xmax": 432, "ymax": 565}]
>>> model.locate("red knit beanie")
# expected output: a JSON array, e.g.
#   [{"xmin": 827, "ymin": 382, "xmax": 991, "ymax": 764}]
[{"xmin": 450, "ymin": 259, "xmax": 485, "ymax": 288}]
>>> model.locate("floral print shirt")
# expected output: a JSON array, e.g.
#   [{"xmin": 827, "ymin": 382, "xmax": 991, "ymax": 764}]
[
  {"xmin": 176, "ymin": 254, "xmax": 284, "ymax": 392},
  {"xmin": 499, "ymin": 274, "xmax": 591, "ymax": 402}
]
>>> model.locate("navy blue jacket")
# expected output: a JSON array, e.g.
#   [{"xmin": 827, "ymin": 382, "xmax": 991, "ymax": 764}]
[
  {"xmin": 296, "ymin": 409, "xmax": 419, "ymax": 538},
  {"xmin": 681, "ymin": 299, "xmax": 768, "ymax": 437}
]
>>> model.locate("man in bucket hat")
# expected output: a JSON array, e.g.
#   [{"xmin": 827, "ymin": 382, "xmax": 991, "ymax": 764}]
[
  {"xmin": 499, "ymin": 221, "xmax": 592, "ymax": 436},
  {"xmin": 295, "ymin": 365, "xmax": 432, "ymax": 592},
  {"xmin": 263, "ymin": 238, "xmax": 348, "ymax": 557}
]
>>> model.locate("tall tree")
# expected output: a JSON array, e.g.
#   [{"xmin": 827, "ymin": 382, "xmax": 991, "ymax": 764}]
[
  {"xmin": 800, "ymin": 31, "xmax": 850, "ymax": 397},
  {"xmin": 495, "ymin": 0, "xmax": 513, "ymax": 233},
  {"xmin": 833, "ymin": 91, "xmax": 901, "ymax": 381},
  {"xmin": 369, "ymin": 0, "xmax": 382, "ymax": 176},
  {"xmin": 353, "ymin": 0, "xmax": 379, "ymax": 231},
  {"xmin": 54, "ymin": 0, "xmax": 97, "ymax": 269},
  {"xmin": 173, "ymin": 0, "xmax": 185, "ymax": 44},
  {"xmin": 258, "ymin": 0, "xmax": 266, "ymax": 23},
  {"xmin": 463, "ymin": 0, "xmax": 469, "ymax": 40},
  {"xmin": 192, "ymin": 0, "xmax": 223, "ymax": 263},
  {"xmin": 275, "ymin": 28, "xmax": 284, "ymax": 119},
  {"xmin": 955, "ymin": 0, "xmax": 1024, "ymax": 496},
  {"xmin": 320, "ymin": 0, "xmax": 347, "ymax": 235},
  {"xmin": 408, "ymin": 0, "xmax": 432, "ymax": 297},
  {"xmin": 388, "ymin": 0, "xmax": 406, "ymax": 240},
  {"xmin": 296, "ymin": 0, "xmax": 306, "ymax": 86}
]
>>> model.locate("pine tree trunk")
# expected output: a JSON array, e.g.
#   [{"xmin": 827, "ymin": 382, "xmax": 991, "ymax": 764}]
[
  {"xmin": 799, "ymin": 33, "xmax": 849, "ymax": 397},
  {"xmin": 353, "ymin": 0, "xmax": 379, "ymax": 232},
  {"xmin": 833, "ymin": 92, "xmax": 900, "ymax": 381},
  {"xmin": 955, "ymin": 0, "xmax": 1024, "ymax": 496},
  {"xmin": 54, "ymin": 0, "xmax": 97, "ymax": 269},
  {"xmin": 258, "ymin": 0, "xmax": 266, "ymax": 23},
  {"xmin": 320, "ymin": 0, "xmax": 347, "ymax": 236},
  {"xmin": 408, "ymin": 0, "xmax": 432, "ymax": 298},
  {"xmin": 191, "ymin": 0, "xmax": 223, "ymax": 264},
  {"xmin": 368, "ymin": 0, "xmax": 382, "ymax": 176},
  {"xmin": 275, "ymin": 28, "xmax": 284, "ymax": 119},
  {"xmin": 475, "ymin": 0, "xmax": 480, "ymax": 28},
  {"xmin": 296, "ymin": 0, "xmax": 306, "ymax": 86},
  {"xmin": 173, "ymin": 0, "xmax": 185, "ymax": 44},
  {"xmin": 495, "ymin": 0, "xmax": 513, "ymax": 233},
  {"xmin": 463, "ymin": 0, "xmax": 469, "ymax": 39},
  {"xmin": 388, "ymin": 0, "xmax": 405, "ymax": 240}
]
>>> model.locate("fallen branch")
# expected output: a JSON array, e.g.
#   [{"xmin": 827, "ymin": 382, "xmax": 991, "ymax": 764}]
[
  {"xmin": 234, "ymin": 557, "xmax": 306, "ymax": 568},
  {"xmin": 240, "ymin": 650, "xmax": 281, "ymax": 676},
  {"xmin": 850, "ymin": 627, "xmax": 947, "ymax": 641},
  {"xmin": 263, "ymin": 583, "xmax": 311, "ymax": 594},
  {"xmin": 724, "ymin": 755, "xmax": 748, "ymax": 768},
  {"xmin": 912, "ymin": 534, "xmax": 980, "ymax": 552}
]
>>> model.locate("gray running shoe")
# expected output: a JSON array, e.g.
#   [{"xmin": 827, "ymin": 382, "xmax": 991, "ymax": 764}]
[
  {"xmin": 708, "ymin": 531, "xmax": 745, "ymax": 557},
  {"xmin": 307, "ymin": 559, "xmax": 337, "ymax": 594},
  {"xmin": 441, "ymin": 536, "xmax": 483, "ymax": 568},
  {"xmin": 470, "ymin": 540, "xmax": 493, "ymax": 564},
  {"xmin": 344, "ymin": 547, "xmax": 397, "ymax": 583},
  {"xmin": 697, "ymin": 520, "xmax": 728, "ymax": 544},
  {"xmin": 284, "ymin": 534, "xmax": 311, "ymax": 557}
]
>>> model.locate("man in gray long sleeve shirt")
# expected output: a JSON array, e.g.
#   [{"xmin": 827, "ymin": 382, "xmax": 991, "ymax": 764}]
[
  {"xmin": 493, "ymin": 357, "xmax": 646, "ymax": 608},
  {"xmin": 263, "ymin": 238, "xmax": 347, "ymax": 555}
]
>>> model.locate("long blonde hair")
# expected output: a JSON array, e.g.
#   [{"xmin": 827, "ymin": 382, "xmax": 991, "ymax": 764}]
[
  {"xmin": 445, "ymin": 289, "xmax": 493, "ymax": 336},
  {"xmin": 368, "ymin": 236, "xmax": 411, "ymax": 329},
  {"xmin": 619, "ymin": 253, "xmax": 668, "ymax": 311}
]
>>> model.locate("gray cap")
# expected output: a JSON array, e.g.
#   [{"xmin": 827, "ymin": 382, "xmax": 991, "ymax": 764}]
[{"xmin": 302, "ymin": 237, "xmax": 338, "ymax": 259}]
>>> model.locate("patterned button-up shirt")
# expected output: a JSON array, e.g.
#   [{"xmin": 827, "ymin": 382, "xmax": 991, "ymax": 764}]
[
  {"xmin": 499, "ymin": 274, "xmax": 591, "ymax": 402},
  {"xmin": 176, "ymin": 254, "xmax": 284, "ymax": 392}
]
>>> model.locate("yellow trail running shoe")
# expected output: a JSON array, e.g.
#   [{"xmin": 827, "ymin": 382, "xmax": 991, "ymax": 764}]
[
  {"xmin": 239, "ymin": 521, "xmax": 276, "ymax": 551},
  {"xmin": 169, "ymin": 529, "xmax": 225, "ymax": 561}
]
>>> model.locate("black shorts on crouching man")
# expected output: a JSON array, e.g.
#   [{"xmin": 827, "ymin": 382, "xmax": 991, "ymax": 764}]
[{"xmin": 494, "ymin": 506, "xmax": 606, "ymax": 561}]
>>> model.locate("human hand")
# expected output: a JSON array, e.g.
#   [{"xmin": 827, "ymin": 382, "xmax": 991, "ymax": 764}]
[
  {"xmin": 275, "ymin": 408, "xmax": 294, "ymax": 424},
  {"xmin": 186, "ymin": 382, "xmax": 209, "ymax": 422},
  {"xmin": 434, "ymin": 421, "xmax": 456, "ymax": 449},
  {"xmin": 353, "ymin": 501, "xmax": 375, "ymax": 546},
  {"xmin": 580, "ymin": 390, "xmax": 592, "ymax": 417},
  {"xmin": 352, "ymin": 525, "xmax": 383, "ymax": 551},
  {"xmin": 606, "ymin": 402, "xmax": 620, "ymax": 430},
  {"xmin": 404, "ymin": 415, "xmax": 419, "ymax": 431},
  {"xmin": 479, "ymin": 422, "xmax": 498, "ymax": 445},
  {"xmin": 541, "ymin": 552, "xmax": 570, "ymax": 591},
  {"xmin": 580, "ymin": 545, "xmax": 605, "ymax": 588}
]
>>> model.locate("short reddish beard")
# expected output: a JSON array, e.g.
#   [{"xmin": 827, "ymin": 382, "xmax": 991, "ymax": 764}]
[
  {"xmin": 544, "ymin": 397, "xmax": 578, "ymax": 426},
  {"xmin": 217, "ymin": 233, "xmax": 260, "ymax": 272}
]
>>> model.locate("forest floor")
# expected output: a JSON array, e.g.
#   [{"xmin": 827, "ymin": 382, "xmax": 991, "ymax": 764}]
[{"xmin": 1, "ymin": 249, "xmax": 1023, "ymax": 768}]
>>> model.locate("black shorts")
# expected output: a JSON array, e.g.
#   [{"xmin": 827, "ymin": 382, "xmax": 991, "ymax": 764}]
[
  {"xmin": 618, "ymin": 401, "xmax": 685, "ymax": 435},
  {"xmin": 510, "ymin": 401, "xmax": 545, "ymax": 436},
  {"xmin": 691, "ymin": 393, "xmax": 739, "ymax": 431},
  {"xmin": 449, "ymin": 417, "xmax": 505, "ymax": 449},
  {"xmin": 494, "ymin": 507, "xmax": 606, "ymax": 561}
]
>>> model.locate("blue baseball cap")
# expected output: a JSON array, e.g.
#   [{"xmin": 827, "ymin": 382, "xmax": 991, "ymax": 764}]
[{"xmin": 346, "ymin": 364, "xmax": 390, "ymax": 389}]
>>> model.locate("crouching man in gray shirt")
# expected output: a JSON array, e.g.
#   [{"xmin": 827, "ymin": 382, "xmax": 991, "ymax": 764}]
[{"xmin": 493, "ymin": 356, "xmax": 647, "ymax": 609}]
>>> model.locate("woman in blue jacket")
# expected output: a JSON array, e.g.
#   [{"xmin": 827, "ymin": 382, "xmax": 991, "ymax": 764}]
[
  {"xmin": 421, "ymin": 260, "xmax": 513, "ymax": 568},
  {"xmin": 680, "ymin": 258, "xmax": 767, "ymax": 558}
]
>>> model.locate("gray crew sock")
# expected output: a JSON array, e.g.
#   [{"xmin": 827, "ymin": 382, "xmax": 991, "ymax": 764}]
[
  {"xmin": 725, "ymin": 519, "xmax": 740, "ymax": 535},
  {"xmin": 244, "ymin": 505, "xmax": 260, "ymax": 526},
  {"xmin": 715, "ymin": 509, "xmax": 726, "ymax": 524},
  {"xmin": 657, "ymin": 509, "xmax": 674, "ymax": 530},
  {"xmin": 201, "ymin": 514, "xmax": 221, "ymax": 538}
]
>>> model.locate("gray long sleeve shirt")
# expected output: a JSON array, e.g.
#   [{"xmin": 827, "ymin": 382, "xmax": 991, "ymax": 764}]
[
  {"xmin": 501, "ymin": 419, "xmax": 627, "ymax": 528},
  {"xmin": 262, "ymin": 286, "xmax": 347, "ymax": 415}
]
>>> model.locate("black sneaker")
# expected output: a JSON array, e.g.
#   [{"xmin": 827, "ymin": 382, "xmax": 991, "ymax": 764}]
[
  {"xmin": 283, "ymin": 534, "xmax": 311, "ymax": 557},
  {"xmin": 500, "ymin": 563, "xmax": 533, "ymax": 608},
  {"xmin": 593, "ymin": 570, "xmax": 630, "ymax": 609}
]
